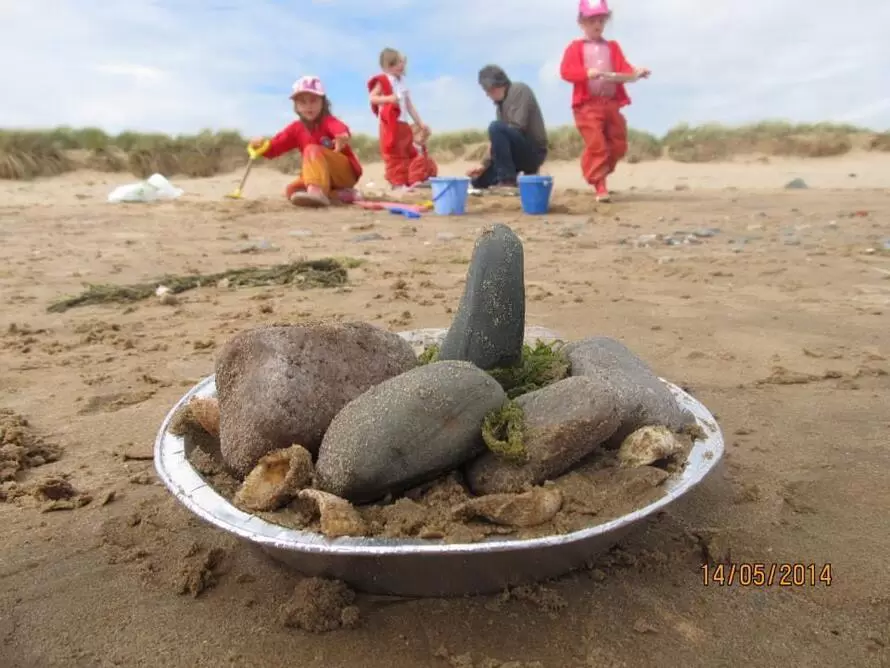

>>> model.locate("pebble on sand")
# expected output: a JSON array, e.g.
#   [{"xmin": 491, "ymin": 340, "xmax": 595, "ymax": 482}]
[
  {"xmin": 315, "ymin": 361, "xmax": 507, "ymax": 503},
  {"xmin": 215, "ymin": 322, "xmax": 417, "ymax": 477},
  {"xmin": 438, "ymin": 223, "xmax": 526, "ymax": 370}
]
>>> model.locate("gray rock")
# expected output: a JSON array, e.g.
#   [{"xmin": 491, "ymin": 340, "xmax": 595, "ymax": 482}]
[
  {"xmin": 438, "ymin": 223, "xmax": 525, "ymax": 370},
  {"xmin": 215, "ymin": 322, "xmax": 417, "ymax": 476},
  {"xmin": 465, "ymin": 377, "xmax": 621, "ymax": 495},
  {"xmin": 563, "ymin": 336, "xmax": 694, "ymax": 444},
  {"xmin": 315, "ymin": 361, "xmax": 506, "ymax": 503},
  {"xmin": 785, "ymin": 178, "xmax": 808, "ymax": 189}
]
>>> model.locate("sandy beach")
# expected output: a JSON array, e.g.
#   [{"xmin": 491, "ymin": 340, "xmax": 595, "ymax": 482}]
[{"xmin": 1, "ymin": 154, "xmax": 889, "ymax": 668}]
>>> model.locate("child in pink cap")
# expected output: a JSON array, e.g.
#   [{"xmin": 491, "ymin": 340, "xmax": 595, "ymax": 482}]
[
  {"xmin": 560, "ymin": 0, "xmax": 650, "ymax": 202},
  {"xmin": 249, "ymin": 75, "xmax": 362, "ymax": 207}
]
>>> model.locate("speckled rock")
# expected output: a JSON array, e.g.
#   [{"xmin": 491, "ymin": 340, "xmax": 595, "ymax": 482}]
[
  {"xmin": 315, "ymin": 361, "xmax": 506, "ymax": 503},
  {"xmin": 465, "ymin": 376, "xmax": 622, "ymax": 495},
  {"xmin": 215, "ymin": 322, "xmax": 417, "ymax": 477},
  {"xmin": 563, "ymin": 336, "xmax": 694, "ymax": 443},
  {"xmin": 437, "ymin": 223, "xmax": 525, "ymax": 370}
]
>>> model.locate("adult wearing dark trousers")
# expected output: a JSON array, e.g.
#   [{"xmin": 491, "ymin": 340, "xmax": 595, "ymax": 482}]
[{"xmin": 468, "ymin": 65, "xmax": 549, "ymax": 192}]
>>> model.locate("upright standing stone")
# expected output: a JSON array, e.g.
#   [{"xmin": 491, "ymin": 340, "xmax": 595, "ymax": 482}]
[{"xmin": 438, "ymin": 224, "xmax": 525, "ymax": 370}]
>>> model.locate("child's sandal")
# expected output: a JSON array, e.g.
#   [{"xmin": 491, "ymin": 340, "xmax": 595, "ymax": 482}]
[{"xmin": 290, "ymin": 191, "xmax": 330, "ymax": 208}]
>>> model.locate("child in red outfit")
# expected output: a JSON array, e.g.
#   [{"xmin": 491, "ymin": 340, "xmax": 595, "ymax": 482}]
[
  {"xmin": 560, "ymin": 0, "xmax": 650, "ymax": 202},
  {"xmin": 407, "ymin": 123, "xmax": 438, "ymax": 186},
  {"xmin": 367, "ymin": 48, "xmax": 431, "ymax": 190},
  {"xmin": 249, "ymin": 75, "xmax": 362, "ymax": 208}
]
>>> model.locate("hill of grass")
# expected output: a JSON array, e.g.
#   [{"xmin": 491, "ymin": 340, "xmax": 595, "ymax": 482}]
[{"xmin": 1, "ymin": 121, "xmax": 888, "ymax": 181}]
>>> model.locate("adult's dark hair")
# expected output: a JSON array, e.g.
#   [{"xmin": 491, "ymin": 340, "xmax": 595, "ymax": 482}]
[{"xmin": 478, "ymin": 65, "xmax": 511, "ymax": 90}]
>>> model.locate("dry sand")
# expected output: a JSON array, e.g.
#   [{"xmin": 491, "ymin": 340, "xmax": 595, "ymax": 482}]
[{"xmin": 1, "ymin": 154, "xmax": 889, "ymax": 667}]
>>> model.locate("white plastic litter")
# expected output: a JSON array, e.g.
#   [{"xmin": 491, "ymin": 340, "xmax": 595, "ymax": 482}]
[{"xmin": 107, "ymin": 173, "xmax": 184, "ymax": 203}]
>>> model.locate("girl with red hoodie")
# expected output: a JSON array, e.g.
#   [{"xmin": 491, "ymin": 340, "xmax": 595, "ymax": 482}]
[
  {"xmin": 367, "ymin": 48, "xmax": 430, "ymax": 190},
  {"xmin": 249, "ymin": 75, "xmax": 362, "ymax": 208},
  {"xmin": 560, "ymin": 0, "xmax": 650, "ymax": 202}
]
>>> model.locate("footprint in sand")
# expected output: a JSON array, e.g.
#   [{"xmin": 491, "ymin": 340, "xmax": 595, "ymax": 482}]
[{"xmin": 77, "ymin": 390, "xmax": 156, "ymax": 415}]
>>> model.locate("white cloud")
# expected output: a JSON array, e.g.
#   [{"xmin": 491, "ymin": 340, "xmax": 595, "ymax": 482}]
[{"xmin": 1, "ymin": 0, "xmax": 889, "ymax": 138}]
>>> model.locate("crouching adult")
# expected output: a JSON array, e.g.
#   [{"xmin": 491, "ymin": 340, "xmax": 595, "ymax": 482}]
[{"xmin": 467, "ymin": 65, "xmax": 549, "ymax": 193}]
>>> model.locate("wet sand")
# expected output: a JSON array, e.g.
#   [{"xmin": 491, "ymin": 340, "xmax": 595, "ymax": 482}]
[{"xmin": 1, "ymin": 155, "xmax": 888, "ymax": 667}]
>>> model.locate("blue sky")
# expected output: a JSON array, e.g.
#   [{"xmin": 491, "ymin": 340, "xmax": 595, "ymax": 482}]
[{"xmin": 2, "ymin": 0, "xmax": 889, "ymax": 138}]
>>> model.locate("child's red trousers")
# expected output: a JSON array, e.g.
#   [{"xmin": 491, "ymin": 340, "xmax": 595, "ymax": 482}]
[
  {"xmin": 408, "ymin": 149, "xmax": 437, "ymax": 185},
  {"xmin": 381, "ymin": 121, "xmax": 414, "ymax": 187},
  {"xmin": 573, "ymin": 97, "xmax": 628, "ymax": 185}
]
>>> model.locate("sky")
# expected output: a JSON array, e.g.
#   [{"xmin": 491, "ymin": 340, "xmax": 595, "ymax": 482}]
[{"xmin": 2, "ymin": 0, "xmax": 889, "ymax": 138}]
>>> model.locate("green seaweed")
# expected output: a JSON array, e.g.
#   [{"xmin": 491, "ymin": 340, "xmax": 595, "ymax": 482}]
[
  {"xmin": 417, "ymin": 343, "xmax": 440, "ymax": 364},
  {"xmin": 481, "ymin": 400, "xmax": 527, "ymax": 463},
  {"xmin": 487, "ymin": 340, "xmax": 570, "ymax": 398},
  {"xmin": 47, "ymin": 258, "xmax": 354, "ymax": 313}
]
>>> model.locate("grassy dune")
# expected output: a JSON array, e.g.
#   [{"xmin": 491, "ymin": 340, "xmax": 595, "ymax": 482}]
[{"xmin": 1, "ymin": 122, "xmax": 888, "ymax": 181}]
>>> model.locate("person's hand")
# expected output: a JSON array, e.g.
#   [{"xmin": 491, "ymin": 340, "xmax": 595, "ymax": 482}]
[
  {"xmin": 587, "ymin": 68, "xmax": 602, "ymax": 79},
  {"xmin": 420, "ymin": 124, "xmax": 431, "ymax": 142},
  {"xmin": 634, "ymin": 67, "xmax": 651, "ymax": 80},
  {"xmin": 248, "ymin": 136, "xmax": 266, "ymax": 150},
  {"xmin": 333, "ymin": 135, "xmax": 349, "ymax": 152},
  {"xmin": 467, "ymin": 166, "xmax": 484, "ymax": 178}
]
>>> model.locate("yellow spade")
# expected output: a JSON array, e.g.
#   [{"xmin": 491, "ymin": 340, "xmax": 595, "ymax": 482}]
[{"xmin": 225, "ymin": 140, "xmax": 270, "ymax": 199}]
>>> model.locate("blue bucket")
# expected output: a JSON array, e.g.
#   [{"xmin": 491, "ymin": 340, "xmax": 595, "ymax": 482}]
[
  {"xmin": 429, "ymin": 177, "xmax": 470, "ymax": 215},
  {"xmin": 518, "ymin": 174, "xmax": 554, "ymax": 215}
]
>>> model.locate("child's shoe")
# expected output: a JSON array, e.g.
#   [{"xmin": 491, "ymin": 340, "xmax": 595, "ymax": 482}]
[
  {"xmin": 334, "ymin": 188, "xmax": 360, "ymax": 204},
  {"xmin": 594, "ymin": 179, "xmax": 610, "ymax": 202},
  {"xmin": 290, "ymin": 185, "xmax": 330, "ymax": 208}
]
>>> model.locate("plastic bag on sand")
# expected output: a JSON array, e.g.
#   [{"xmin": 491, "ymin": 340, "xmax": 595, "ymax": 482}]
[{"xmin": 107, "ymin": 173, "xmax": 184, "ymax": 203}]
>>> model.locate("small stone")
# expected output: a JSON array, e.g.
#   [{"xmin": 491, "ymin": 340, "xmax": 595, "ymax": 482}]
[
  {"xmin": 693, "ymin": 227, "xmax": 719, "ymax": 238},
  {"xmin": 784, "ymin": 178, "xmax": 808, "ymax": 189},
  {"xmin": 438, "ymin": 224, "xmax": 525, "ymax": 370},
  {"xmin": 352, "ymin": 233, "xmax": 385, "ymax": 242},
  {"xmin": 436, "ymin": 232, "xmax": 458, "ymax": 241},
  {"xmin": 158, "ymin": 292, "xmax": 178, "ymax": 306},
  {"xmin": 617, "ymin": 426, "xmax": 686, "ymax": 468},
  {"xmin": 563, "ymin": 337, "xmax": 694, "ymax": 444},
  {"xmin": 216, "ymin": 322, "xmax": 417, "ymax": 476},
  {"xmin": 289, "ymin": 229, "xmax": 313, "ymax": 238},
  {"xmin": 635, "ymin": 234, "xmax": 659, "ymax": 247},
  {"xmin": 315, "ymin": 361, "xmax": 506, "ymax": 503},
  {"xmin": 217, "ymin": 278, "xmax": 231, "ymax": 289},
  {"xmin": 233, "ymin": 239, "xmax": 278, "ymax": 253},
  {"xmin": 466, "ymin": 376, "xmax": 621, "ymax": 495}
]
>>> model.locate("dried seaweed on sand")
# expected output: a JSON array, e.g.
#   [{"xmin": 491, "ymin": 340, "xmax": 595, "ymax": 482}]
[{"xmin": 47, "ymin": 258, "xmax": 352, "ymax": 312}]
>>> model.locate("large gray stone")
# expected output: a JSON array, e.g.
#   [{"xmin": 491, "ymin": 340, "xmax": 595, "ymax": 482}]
[
  {"xmin": 563, "ymin": 336, "xmax": 693, "ymax": 443},
  {"xmin": 465, "ymin": 376, "xmax": 621, "ymax": 495},
  {"xmin": 315, "ymin": 361, "xmax": 506, "ymax": 503},
  {"xmin": 215, "ymin": 321, "xmax": 417, "ymax": 477},
  {"xmin": 437, "ymin": 224, "xmax": 525, "ymax": 370}
]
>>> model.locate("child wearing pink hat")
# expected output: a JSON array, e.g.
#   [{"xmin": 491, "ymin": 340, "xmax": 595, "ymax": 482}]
[
  {"xmin": 560, "ymin": 0, "xmax": 650, "ymax": 202},
  {"xmin": 248, "ymin": 75, "xmax": 363, "ymax": 208}
]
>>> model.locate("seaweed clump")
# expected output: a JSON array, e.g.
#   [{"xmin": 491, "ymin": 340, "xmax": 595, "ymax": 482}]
[
  {"xmin": 417, "ymin": 343, "xmax": 440, "ymax": 365},
  {"xmin": 487, "ymin": 341, "xmax": 570, "ymax": 398},
  {"xmin": 481, "ymin": 400, "xmax": 527, "ymax": 464},
  {"xmin": 47, "ymin": 258, "xmax": 354, "ymax": 313},
  {"xmin": 418, "ymin": 340, "xmax": 569, "ymax": 399}
]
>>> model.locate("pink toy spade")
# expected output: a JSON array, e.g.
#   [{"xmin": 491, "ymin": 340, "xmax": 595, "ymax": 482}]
[{"xmin": 579, "ymin": 0, "xmax": 611, "ymax": 17}]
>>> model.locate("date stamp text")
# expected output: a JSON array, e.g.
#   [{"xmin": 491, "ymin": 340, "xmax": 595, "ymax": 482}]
[{"xmin": 701, "ymin": 562, "xmax": 832, "ymax": 587}]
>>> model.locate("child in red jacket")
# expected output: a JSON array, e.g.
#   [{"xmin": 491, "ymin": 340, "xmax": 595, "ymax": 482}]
[
  {"xmin": 560, "ymin": 0, "xmax": 650, "ymax": 202},
  {"xmin": 408, "ymin": 124, "xmax": 438, "ymax": 186},
  {"xmin": 249, "ymin": 75, "xmax": 362, "ymax": 207},
  {"xmin": 367, "ymin": 48, "xmax": 430, "ymax": 190}
]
